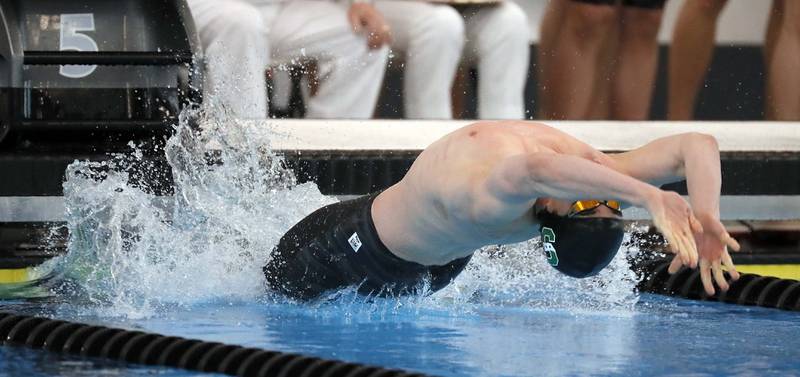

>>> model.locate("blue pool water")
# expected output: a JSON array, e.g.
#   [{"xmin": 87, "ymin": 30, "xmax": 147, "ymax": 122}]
[
  {"xmin": 2, "ymin": 293, "xmax": 799, "ymax": 377},
  {"xmin": 1, "ymin": 113, "xmax": 798, "ymax": 376}
]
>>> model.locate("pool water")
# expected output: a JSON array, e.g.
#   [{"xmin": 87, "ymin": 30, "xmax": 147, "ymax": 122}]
[
  {"xmin": 2, "ymin": 293, "xmax": 799, "ymax": 377},
  {"xmin": 0, "ymin": 346, "xmax": 198, "ymax": 377},
  {"xmin": 1, "ymin": 112, "xmax": 798, "ymax": 376}
]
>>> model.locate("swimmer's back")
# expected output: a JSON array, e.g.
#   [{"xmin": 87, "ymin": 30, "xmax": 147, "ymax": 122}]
[{"xmin": 373, "ymin": 121, "xmax": 597, "ymax": 265}]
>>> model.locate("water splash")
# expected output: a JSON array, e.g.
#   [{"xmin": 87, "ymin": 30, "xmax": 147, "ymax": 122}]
[
  {"xmin": 47, "ymin": 109, "xmax": 643, "ymax": 318},
  {"xmin": 51, "ymin": 109, "xmax": 333, "ymax": 318},
  {"xmin": 435, "ymin": 233, "xmax": 643, "ymax": 314}
]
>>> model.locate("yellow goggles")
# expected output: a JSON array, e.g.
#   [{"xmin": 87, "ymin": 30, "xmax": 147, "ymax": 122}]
[{"xmin": 568, "ymin": 200, "xmax": 622, "ymax": 217}]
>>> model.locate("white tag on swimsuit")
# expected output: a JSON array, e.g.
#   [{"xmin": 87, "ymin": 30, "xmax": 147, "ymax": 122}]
[{"xmin": 348, "ymin": 232, "xmax": 363, "ymax": 253}]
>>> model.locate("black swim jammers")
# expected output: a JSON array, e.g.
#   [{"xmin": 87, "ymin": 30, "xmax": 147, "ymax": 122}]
[{"xmin": 264, "ymin": 192, "xmax": 472, "ymax": 300}]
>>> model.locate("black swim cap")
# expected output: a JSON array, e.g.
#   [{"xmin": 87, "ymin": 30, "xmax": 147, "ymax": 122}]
[{"xmin": 537, "ymin": 210, "xmax": 625, "ymax": 278}]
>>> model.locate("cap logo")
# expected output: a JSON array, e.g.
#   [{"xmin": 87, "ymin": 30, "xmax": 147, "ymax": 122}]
[
  {"xmin": 348, "ymin": 232, "xmax": 363, "ymax": 253},
  {"xmin": 541, "ymin": 227, "xmax": 559, "ymax": 266}
]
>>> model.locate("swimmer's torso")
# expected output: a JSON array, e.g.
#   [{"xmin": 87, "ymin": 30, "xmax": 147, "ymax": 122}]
[{"xmin": 372, "ymin": 121, "xmax": 608, "ymax": 265}]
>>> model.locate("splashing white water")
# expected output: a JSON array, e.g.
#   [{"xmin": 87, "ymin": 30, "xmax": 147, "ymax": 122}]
[
  {"xmin": 433, "ymin": 234, "xmax": 643, "ymax": 313},
  {"xmin": 48, "ymin": 110, "xmax": 642, "ymax": 318},
  {"xmin": 51, "ymin": 110, "xmax": 333, "ymax": 317}
]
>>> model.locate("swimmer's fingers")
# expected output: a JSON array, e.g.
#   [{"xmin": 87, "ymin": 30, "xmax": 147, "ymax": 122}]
[
  {"xmin": 683, "ymin": 227, "xmax": 699, "ymax": 268},
  {"xmin": 699, "ymin": 259, "xmax": 715, "ymax": 296},
  {"xmin": 707, "ymin": 218, "xmax": 741, "ymax": 252},
  {"xmin": 722, "ymin": 233, "xmax": 741, "ymax": 252},
  {"xmin": 661, "ymin": 221, "xmax": 695, "ymax": 268},
  {"xmin": 678, "ymin": 234, "xmax": 696, "ymax": 267},
  {"xmin": 680, "ymin": 209, "xmax": 700, "ymax": 268},
  {"xmin": 673, "ymin": 235, "xmax": 691, "ymax": 267},
  {"xmin": 668, "ymin": 255, "xmax": 683, "ymax": 274},
  {"xmin": 712, "ymin": 259, "xmax": 729, "ymax": 292},
  {"xmin": 689, "ymin": 213, "xmax": 704, "ymax": 234},
  {"xmin": 722, "ymin": 252, "xmax": 740, "ymax": 281},
  {"xmin": 675, "ymin": 225, "xmax": 698, "ymax": 268},
  {"xmin": 662, "ymin": 228, "xmax": 688, "ymax": 266}
]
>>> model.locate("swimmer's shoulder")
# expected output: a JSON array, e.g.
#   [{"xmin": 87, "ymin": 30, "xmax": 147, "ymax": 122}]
[
  {"xmin": 419, "ymin": 121, "xmax": 561, "ymax": 168},
  {"xmin": 450, "ymin": 122, "xmax": 535, "ymax": 149},
  {"xmin": 456, "ymin": 120, "xmax": 551, "ymax": 135}
]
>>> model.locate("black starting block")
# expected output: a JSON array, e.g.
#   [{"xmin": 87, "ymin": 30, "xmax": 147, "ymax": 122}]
[
  {"xmin": 0, "ymin": 0, "xmax": 203, "ymax": 275},
  {"xmin": 0, "ymin": 0, "xmax": 202, "ymax": 150}
]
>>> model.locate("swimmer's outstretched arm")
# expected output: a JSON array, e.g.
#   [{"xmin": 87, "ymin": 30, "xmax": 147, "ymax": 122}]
[
  {"xmin": 606, "ymin": 132, "xmax": 741, "ymax": 295},
  {"xmin": 484, "ymin": 148, "xmax": 702, "ymax": 269}
]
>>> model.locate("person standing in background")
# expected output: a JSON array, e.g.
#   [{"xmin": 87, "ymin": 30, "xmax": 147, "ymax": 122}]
[
  {"xmin": 765, "ymin": 0, "xmax": 800, "ymax": 120},
  {"xmin": 374, "ymin": 0, "xmax": 530, "ymax": 119},
  {"xmin": 187, "ymin": 0, "xmax": 391, "ymax": 119},
  {"xmin": 536, "ymin": 0, "xmax": 566, "ymax": 120},
  {"xmin": 539, "ymin": 0, "xmax": 666, "ymax": 120},
  {"xmin": 668, "ymin": 0, "xmax": 800, "ymax": 120}
]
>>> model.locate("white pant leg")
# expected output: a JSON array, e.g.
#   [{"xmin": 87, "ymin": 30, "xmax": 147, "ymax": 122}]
[
  {"xmin": 463, "ymin": 2, "xmax": 531, "ymax": 119},
  {"xmin": 188, "ymin": 0, "xmax": 272, "ymax": 118},
  {"xmin": 269, "ymin": 1, "xmax": 389, "ymax": 119},
  {"xmin": 269, "ymin": 70, "xmax": 293, "ymax": 110},
  {"xmin": 375, "ymin": 1, "xmax": 465, "ymax": 119}
]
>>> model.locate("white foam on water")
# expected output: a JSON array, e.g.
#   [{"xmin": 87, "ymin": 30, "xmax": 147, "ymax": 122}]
[
  {"xmin": 433, "ymin": 234, "xmax": 643, "ymax": 314},
  {"xmin": 322, "ymin": 235, "xmax": 644, "ymax": 320},
  {"xmin": 50, "ymin": 109, "xmax": 333, "ymax": 318},
  {"xmin": 49, "ymin": 109, "xmax": 644, "ymax": 319}
]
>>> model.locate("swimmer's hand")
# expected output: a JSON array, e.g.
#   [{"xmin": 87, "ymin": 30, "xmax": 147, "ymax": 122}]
[
  {"xmin": 348, "ymin": 4, "xmax": 392, "ymax": 50},
  {"xmin": 645, "ymin": 190, "xmax": 703, "ymax": 269},
  {"xmin": 668, "ymin": 212, "xmax": 741, "ymax": 296}
]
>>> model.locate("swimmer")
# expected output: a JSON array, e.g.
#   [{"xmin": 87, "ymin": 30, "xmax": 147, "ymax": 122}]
[{"xmin": 265, "ymin": 121, "xmax": 741, "ymax": 300}]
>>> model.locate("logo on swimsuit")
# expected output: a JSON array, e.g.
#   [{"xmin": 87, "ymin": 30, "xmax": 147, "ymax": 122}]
[
  {"xmin": 348, "ymin": 232, "xmax": 363, "ymax": 253},
  {"xmin": 541, "ymin": 227, "xmax": 559, "ymax": 266}
]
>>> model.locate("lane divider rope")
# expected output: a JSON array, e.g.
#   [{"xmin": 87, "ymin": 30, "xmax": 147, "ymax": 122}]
[
  {"xmin": 0, "ymin": 312, "xmax": 429, "ymax": 377},
  {"xmin": 637, "ymin": 258, "xmax": 800, "ymax": 311}
]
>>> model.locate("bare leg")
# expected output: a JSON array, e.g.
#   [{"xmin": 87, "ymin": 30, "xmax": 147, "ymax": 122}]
[
  {"xmin": 587, "ymin": 3, "xmax": 620, "ymax": 120},
  {"xmin": 763, "ymin": 0, "xmax": 783, "ymax": 119},
  {"xmin": 765, "ymin": 0, "xmax": 800, "ymax": 120},
  {"xmin": 667, "ymin": 0, "xmax": 728, "ymax": 120},
  {"xmin": 547, "ymin": 1, "xmax": 617, "ymax": 120},
  {"xmin": 537, "ymin": 0, "xmax": 567, "ymax": 119},
  {"xmin": 764, "ymin": 0, "xmax": 784, "ymax": 70},
  {"xmin": 610, "ymin": 6, "xmax": 664, "ymax": 120}
]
